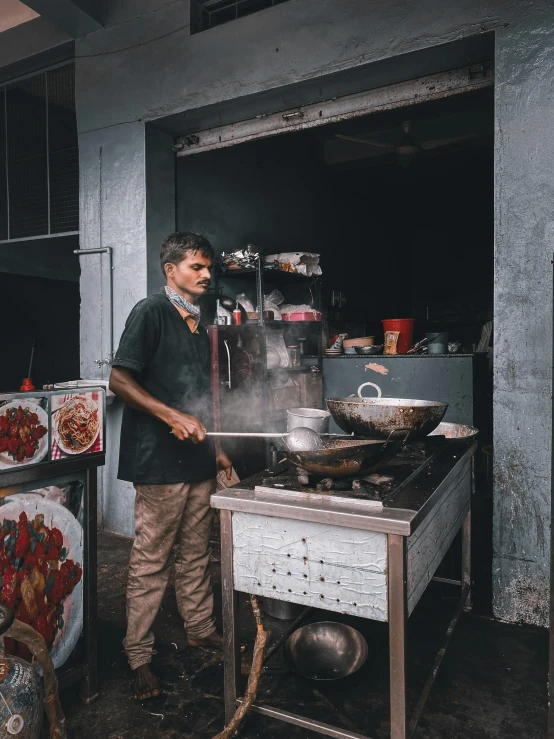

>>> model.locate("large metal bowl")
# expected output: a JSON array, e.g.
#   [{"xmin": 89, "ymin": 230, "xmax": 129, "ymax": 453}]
[
  {"xmin": 326, "ymin": 396, "xmax": 448, "ymax": 439},
  {"xmin": 284, "ymin": 621, "xmax": 368, "ymax": 680}
]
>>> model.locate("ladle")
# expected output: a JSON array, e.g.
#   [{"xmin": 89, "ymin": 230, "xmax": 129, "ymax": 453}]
[{"xmin": 206, "ymin": 426, "xmax": 323, "ymax": 452}]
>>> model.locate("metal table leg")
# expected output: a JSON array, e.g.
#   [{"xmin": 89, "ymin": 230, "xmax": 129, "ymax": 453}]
[
  {"xmin": 220, "ymin": 510, "xmax": 241, "ymax": 723},
  {"xmin": 388, "ymin": 534, "xmax": 408, "ymax": 739},
  {"xmin": 462, "ymin": 509, "xmax": 472, "ymax": 612},
  {"xmin": 80, "ymin": 468, "xmax": 99, "ymax": 704}
]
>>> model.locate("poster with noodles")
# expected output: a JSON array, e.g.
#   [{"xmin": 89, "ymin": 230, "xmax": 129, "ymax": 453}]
[{"xmin": 51, "ymin": 391, "xmax": 104, "ymax": 459}]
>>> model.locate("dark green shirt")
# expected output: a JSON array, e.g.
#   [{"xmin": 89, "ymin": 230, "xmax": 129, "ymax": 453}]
[{"xmin": 113, "ymin": 291, "xmax": 216, "ymax": 484}]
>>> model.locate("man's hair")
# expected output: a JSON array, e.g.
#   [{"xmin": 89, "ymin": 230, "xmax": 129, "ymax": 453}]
[{"xmin": 160, "ymin": 232, "xmax": 215, "ymax": 276}]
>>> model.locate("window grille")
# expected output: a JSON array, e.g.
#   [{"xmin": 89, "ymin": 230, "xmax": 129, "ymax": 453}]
[
  {"xmin": 191, "ymin": 0, "xmax": 292, "ymax": 34},
  {"xmin": 0, "ymin": 62, "xmax": 78, "ymax": 242}
]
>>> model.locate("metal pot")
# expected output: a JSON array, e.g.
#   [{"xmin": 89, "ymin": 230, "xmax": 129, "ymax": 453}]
[
  {"xmin": 287, "ymin": 408, "xmax": 330, "ymax": 434},
  {"xmin": 263, "ymin": 598, "xmax": 305, "ymax": 621},
  {"xmin": 326, "ymin": 382, "xmax": 448, "ymax": 440},
  {"xmin": 282, "ymin": 437, "xmax": 401, "ymax": 477}
]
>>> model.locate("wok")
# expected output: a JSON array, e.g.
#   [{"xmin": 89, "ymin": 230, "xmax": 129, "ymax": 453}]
[
  {"xmin": 281, "ymin": 437, "xmax": 402, "ymax": 478},
  {"xmin": 326, "ymin": 382, "xmax": 448, "ymax": 440}
]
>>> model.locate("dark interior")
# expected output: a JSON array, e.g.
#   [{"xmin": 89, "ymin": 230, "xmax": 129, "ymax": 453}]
[{"xmin": 177, "ymin": 87, "xmax": 493, "ymax": 351}]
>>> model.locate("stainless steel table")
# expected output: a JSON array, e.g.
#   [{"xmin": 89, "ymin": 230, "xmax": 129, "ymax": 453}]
[{"xmin": 212, "ymin": 440, "xmax": 475, "ymax": 739}]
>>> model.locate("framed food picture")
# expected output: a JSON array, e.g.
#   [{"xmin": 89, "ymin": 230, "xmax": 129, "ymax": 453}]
[
  {"xmin": 0, "ymin": 395, "xmax": 50, "ymax": 470},
  {"xmin": 51, "ymin": 390, "xmax": 105, "ymax": 460},
  {"xmin": 0, "ymin": 481, "xmax": 85, "ymax": 669}
]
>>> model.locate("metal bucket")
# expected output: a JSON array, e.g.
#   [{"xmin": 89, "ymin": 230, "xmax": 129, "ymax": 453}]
[
  {"xmin": 262, "ymin": 598, "xmax": 305, "ymax": 621},
  {"xmin": 287, "ymin": 408, "xmax": 330, "ymax": 434}
]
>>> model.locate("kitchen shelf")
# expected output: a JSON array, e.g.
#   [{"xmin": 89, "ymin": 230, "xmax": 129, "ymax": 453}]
[
  {"xmin": 217, "ymin": 267, "xmax": 314, "ymax": 283},
  {"xmin": 267, "ymin": 366, "xmax": 310, "ymax": 373}
]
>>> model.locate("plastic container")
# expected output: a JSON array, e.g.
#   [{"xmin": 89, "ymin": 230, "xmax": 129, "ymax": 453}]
[
  {"xmin": 19, "ymin": 378, "xmax": 35, "ymax": 391},
  {"xmin": 381, "ymin": 319, "xmax": 415, "ymax": 354},
  {"xmin": 426, "ymin": 332, "xmax": 449, "ymax": 354}
]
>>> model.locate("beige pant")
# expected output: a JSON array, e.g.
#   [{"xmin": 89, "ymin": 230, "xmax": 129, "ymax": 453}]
[{"xmin": 123, "ymin": 479, "xmax": 216, "ymax": 670}]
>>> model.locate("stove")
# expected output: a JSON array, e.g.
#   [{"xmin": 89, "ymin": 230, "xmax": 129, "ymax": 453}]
[{"xmin": 250, "ymin": 438, "xmax": 447, "ymax": 510}]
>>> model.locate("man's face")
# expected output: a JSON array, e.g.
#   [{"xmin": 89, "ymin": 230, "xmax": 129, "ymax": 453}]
[{"xmin": 165, "ymin": 251, "xmax": 212, "ymax": 299}]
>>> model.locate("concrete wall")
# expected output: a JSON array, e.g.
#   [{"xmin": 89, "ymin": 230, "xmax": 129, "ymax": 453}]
[{"xmin": 75, "ymin": 0, "xmax": 554, "ymax": 625}]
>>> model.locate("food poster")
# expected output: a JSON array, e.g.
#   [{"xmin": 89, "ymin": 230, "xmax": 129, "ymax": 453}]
[
  {"xmin": 51, "ymin": 390, "xmax": 104, "ymax": 459},
  {"xmin": 0, "ymin": 395, "xmax": 49, "ymax": 470},
  {"xmin": 0, "ymin": 480, "xmax": 84, "ymax": 669}
]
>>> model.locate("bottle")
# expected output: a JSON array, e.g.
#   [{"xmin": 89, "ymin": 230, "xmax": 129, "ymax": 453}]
[
  {"xmin": 233, "ymin": 306, "xmax": 242, "ymax": 325},
  {"xmin": 287, "ymin": 346, "xmax": 300, "ymax": 367},
  {"xmin": 20, "ymin": 378, "xmax": 35, "ymax": 392}
]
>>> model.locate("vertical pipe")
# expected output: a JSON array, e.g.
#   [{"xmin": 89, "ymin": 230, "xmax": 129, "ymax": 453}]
[
  {"xmin": 45, "ymin": 71, "xmax": 50, "ymax": 235},
  {"xmin": 4, "ymin": 87, "xmax": 9, "ymax": 241},
  {"xmin": 220, "ymin": 510, "xmax": 240, "ymax": 723},
  {"xmin": 548, "ymin": 257, "xmax": 554, "ymax": 739},
  {"xmin": 388, "ymin": 534, "xmax": 408, "ymax": 739},
  {"xmin": 209, "ymin": 325, "xmax": 222, "ymax": 432}
]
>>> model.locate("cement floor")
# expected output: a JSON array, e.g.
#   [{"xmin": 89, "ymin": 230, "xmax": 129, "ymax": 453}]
[{"xmin": 58, "ymin": 531, "xmax": 548, "ymax": 739}]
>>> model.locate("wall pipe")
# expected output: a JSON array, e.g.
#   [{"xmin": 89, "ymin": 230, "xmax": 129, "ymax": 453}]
[{"xmin": 73, "ymin": 247, "xmax": 114, "ymax": 368}]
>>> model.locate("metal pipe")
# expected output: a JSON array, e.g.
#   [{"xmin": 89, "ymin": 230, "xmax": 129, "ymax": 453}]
[
  {"xmin": 262, "ymin": 607, "xmax": 313, "ymax": 667},
  {"xmin": 408, "ymin": 584, "xmax": 471, "ymax": 738},
  {"xmin": 74, "ymin": 247, "xmax": 114, "ymax": 367},
  {"xmin": 549, "ymin": 252, "xmax": 554, "ymax": 739},
  {"xmin": 207, "ymin": 431, "xmax": 287, "ymax": 439}
]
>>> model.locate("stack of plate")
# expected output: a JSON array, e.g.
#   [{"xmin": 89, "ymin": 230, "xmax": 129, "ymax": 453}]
[{"xmin": 324, "ymin": 348, "xmax": 343, "ymax": 357}]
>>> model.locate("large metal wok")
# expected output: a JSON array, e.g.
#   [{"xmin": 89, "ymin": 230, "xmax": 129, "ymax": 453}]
[
  {"xmin": 326, "ymin": 383, "xmax": 448, "ymax": 440},
  {"xmin": 280, "ymin": 437, "xmax": 402, "ymax": 478}
]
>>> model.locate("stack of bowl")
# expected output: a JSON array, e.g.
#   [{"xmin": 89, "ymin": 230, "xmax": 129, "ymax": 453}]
[{"xmin": 343, "ymin": 337, "xmax": 374, "ymax": 355}]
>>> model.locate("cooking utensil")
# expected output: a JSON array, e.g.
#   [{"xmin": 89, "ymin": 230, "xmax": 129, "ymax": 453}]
[
  {"xmin": 281, "ymin": 436, "xmax": 401, "ymax": 477},
  {"xmin": 206, "ymin": 427, "xmax": 323, "ymax": 452},
  {"xmin": 326, "ymin": 382, "xmax": 448, "ymax": 440},
  {"xmin": 354, "ymin": 345, "xmax": 384, "ymax": 355},
  {"xmin": 284, "ymin": 622, "xmax": 368, "ymax": 680}
]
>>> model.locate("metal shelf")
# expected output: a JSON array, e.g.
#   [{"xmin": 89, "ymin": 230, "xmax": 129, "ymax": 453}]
[{"xmin": 217, "ymin": 267, "xmax": 314, "ymax": 283}]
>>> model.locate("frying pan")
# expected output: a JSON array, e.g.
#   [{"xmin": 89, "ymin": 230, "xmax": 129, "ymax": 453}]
[
  {"xmin": 326, "ymin": 383, "xmax": 448, "ymax": 440},
  {"xmin": 279, "ymin": 437, "xmax": 403, "ymax": 478}
]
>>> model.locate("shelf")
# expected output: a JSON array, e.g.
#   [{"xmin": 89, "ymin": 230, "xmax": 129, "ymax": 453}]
[
  {"xmin": 267, "ymin": 366, "xmax": 311, "ymax": 373},
  {"xmin": 217, "ymin": 267, "xmax": 317, "ymax": 283}
]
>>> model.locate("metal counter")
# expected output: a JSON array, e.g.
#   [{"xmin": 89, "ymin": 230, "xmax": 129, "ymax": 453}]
[{"xmin": 212, "ymin": 441, "xmax": 476, "ymax": 739}]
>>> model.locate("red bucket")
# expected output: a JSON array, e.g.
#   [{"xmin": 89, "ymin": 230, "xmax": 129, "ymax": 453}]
[{"xmin": 382, "ymin": 318, "xmax": 415, "ymax": 354}]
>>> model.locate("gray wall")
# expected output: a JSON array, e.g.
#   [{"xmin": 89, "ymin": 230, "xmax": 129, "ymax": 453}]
[
  {"xmin": 75, "ymin": 0, "xmax": 554, "ymax": 625},
  {"xmin": 176, "ymin": 133, "xmax": 326, "ymax": 286}
]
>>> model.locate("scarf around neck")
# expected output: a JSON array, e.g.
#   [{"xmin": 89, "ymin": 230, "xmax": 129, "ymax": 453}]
[{"xmin": 165, "ymin": 286, "xmax": 201, "ymax": 319}]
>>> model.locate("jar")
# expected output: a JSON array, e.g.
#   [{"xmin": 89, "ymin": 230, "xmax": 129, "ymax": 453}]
[{"xmin": 287, "ymin": 346, "xmax": 300, "ymax": 367}]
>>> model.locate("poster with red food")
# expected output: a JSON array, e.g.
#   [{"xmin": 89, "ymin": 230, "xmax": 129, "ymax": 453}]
[
  {"xmin": 51, "ymin": 391, "xmax": 104, "ymax": 459},
  {"xmin": 0, "ymin": 496, "xmax": 83, "ymax": 669},
  {"xmin": 0, "ymin": 397, "xmax": 49, "ymax": 470}
]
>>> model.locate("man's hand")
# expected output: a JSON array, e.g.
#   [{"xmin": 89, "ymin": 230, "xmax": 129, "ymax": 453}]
[
  {"xmin": 168, "ymin": 410, "xmax": 207, "ymax": 444},
  {"xmin": 216, "ymin": 451, "xmax": 233, "ymax": 480}
]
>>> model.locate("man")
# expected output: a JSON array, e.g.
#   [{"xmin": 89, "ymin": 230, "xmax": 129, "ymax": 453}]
[{"xmin": 109, "ymin": 232, "xmax": 232, "ymax": 701}]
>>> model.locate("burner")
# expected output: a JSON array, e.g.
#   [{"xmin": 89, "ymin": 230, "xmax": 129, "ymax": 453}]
[{"xmin": 255, "ymin": 440, "xmax": 445, "ymax": 504}]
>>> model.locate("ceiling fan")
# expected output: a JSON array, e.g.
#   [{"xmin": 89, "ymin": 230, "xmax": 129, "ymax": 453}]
[{"xmin": 335, "ymin": 120, "xmax": 481, "ymax": 164}]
